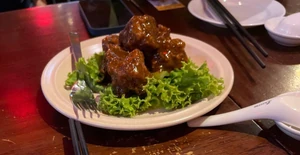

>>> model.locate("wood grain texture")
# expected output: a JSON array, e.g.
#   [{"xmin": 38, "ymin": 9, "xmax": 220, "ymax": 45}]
[{"xmin": 0, "ymin": 1, "xmax": 296, "ymax": 154}]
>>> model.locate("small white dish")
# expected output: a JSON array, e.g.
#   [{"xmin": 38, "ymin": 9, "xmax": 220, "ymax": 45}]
[
  {"xmin": 188, "ymin": 0, "xmax": 286, "ymax": 28},
  {"xmin": 275, "ymin": 91, "xmax": 300, "ymax": 141},
  {"xmin": 264, "ymin": 14, "xmax": 300, "ymax": 47},
  {"xmin": 276, "ymin": 121, "xmax": 300, "ymax": 141},
  {"xmin": 274, "ymin": 13, "xmax": 300, "ymax": 37},
  {"xmin": 204, "ymin": 0, "xmax": 273, "ymax": 22}
]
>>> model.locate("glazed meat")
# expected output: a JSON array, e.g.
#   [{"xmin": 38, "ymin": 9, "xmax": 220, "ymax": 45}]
[
  {"xmin": 105, "ymin": 45, "xmax": 150, "ymax": 97},
  {"xmin": 151, "ymin": 38, "xmax": 188, "ymax": 72},
  {"xmin": 157, "ymin": 24, "xmax": 171, "ymax": 44},
  {"xmin": 101, "ymin": 35, "xmax": 121, "ymax": 77},
  {"xmin": 142, "ymin": 24, "xmax": 171, "ymax": 71},
  {"xmin": 102, "ymin": 34, "xmax": 119, "ymax": 52},
  {"xmin": 151, "ymin": 24, "xmax": 188, "ymax": 71},
  {"xmin": 119, "ymin": 15, "xmax": 159, "ymax": 52},
  {"xmin": 101, "ymin": 15, "xmax": 188, "ymax": 97}
]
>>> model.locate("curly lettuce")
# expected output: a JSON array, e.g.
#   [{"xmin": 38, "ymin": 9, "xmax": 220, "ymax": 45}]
[
  {"xmin": 65, "ymin": 52, "xmax": 224, "ymax": 117},
  {"xmin": 98, "ymin": 60, "xmax": 224, "ymax": 117},
  {"xmin": 99, "ymin": 86, "xmax": 153, "ymax": 117},
  {"xmin": 65, "ymin": 52, "xmax": 105, "ymax": 92}
]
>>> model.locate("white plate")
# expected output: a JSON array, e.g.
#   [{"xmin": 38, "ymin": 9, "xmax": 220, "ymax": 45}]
[
  {"xmin": 188, "ymin": 0, "xmax": 286, "ymax": 28},
  {"xmin": 41, "ymin": 33, "xmax": 234, "ymax": 131}
]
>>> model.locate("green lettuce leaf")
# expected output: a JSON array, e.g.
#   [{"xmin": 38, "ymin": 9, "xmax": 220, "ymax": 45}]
[
  {"xmin": 65, "ymin": 70, "xmax": 78, "ymax": 87},
  {"xmin": 98, "ymin": 59, "xmax": 224, "ymax": 117},
  {"xmin": 64, "ymin": 52, "xmax": 105, "ymax": 92},
  {"xmin": 98, "ymin": 86, "xmax": 152, "ymax": 117},
  {"xmin": 159, "ymin": 60, "xmax": 224, "ymax": 109}
]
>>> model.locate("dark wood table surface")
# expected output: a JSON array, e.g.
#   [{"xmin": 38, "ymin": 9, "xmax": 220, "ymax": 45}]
[{"xmin": 0, "ymin": 0, "xmax": 299, "ymax": 154}]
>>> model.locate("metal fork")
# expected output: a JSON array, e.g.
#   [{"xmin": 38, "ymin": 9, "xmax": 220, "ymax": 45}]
[
  {"xmin": 68, "ymin": 32, "xmax": 96, "ymax": 155},
  {"xmin": 68, "ymin": 32, "xmax": 97, "ymax": 112},
  {"xmin": 69, "ymin": 80, "xmax": 97, "ymax": 112}
]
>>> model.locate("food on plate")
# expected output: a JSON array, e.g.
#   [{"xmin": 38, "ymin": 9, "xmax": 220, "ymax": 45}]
[
  {"xmin": 105, "ymin": 46, "xmax": 150, "ymax": 96},
  {"xmin": 65, "ymin": 15, "xmax": 224, "ymax": 117},
  {"xmin": 102, "ymin": 34, "xmax": 119, "ymax": 52},
  {"xmin": 119, "ymin": 15, "xmax": 188, "ymax": 72},
  {"xmin": 119, "ymin": 15, "xmax": 159, "ymax": 52},
  {"xmin": 103, "ymin": 15, "xmax": 188, "ymax": 96}
]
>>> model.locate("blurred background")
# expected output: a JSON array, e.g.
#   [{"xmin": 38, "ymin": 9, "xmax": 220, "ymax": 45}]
[{"xmin": 0, "ymin": 0, "xmax": 79, "ymax": 12}]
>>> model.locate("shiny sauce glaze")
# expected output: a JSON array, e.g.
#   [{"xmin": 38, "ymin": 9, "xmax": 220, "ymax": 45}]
[{"xmin": 102, "ymin": 15, "xmax": 188, "ymax": 97}]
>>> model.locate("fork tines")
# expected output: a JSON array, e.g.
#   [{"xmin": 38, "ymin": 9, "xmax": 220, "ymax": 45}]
[{"xmin": 207, "ymin": 0, "xmax": 268, "ymax": 68}]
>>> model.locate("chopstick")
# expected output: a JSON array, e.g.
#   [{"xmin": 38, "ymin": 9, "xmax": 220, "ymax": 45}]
[
  {"xmin": 212, "ymin": 0, "xmax": 268, "ymax": 57},
  {"xmin": 207, "ymin": 0, "xmax": 267, "ymax": 68},
  {"xmin": 68, "ymin": 119, "xmax": 89, "ymax": 155}
]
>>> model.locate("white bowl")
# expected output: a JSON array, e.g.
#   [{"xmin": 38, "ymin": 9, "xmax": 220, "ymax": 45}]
[
  {"xmin": 276, "ymin": 121, "xmax": 300, "ymax": 141},
  {"xmin": 265, "ymin": 16, "xmax": 300, "ymax": 47},
  {"xmin": 275, "ymin": 91, "xmax": 300, "ymax": 141},
  {"xmin": 274, "ymin": 13, "xmax": 300, "ymax": 37},
  {"xmin": 204, "ymin": 0, "xmax": 274, "ymax": 22}
]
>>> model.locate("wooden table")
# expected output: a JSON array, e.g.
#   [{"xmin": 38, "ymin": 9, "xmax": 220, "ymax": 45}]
[{"xmin": 0, "ymin": 0, "xmax": 299, "ymax": 154}]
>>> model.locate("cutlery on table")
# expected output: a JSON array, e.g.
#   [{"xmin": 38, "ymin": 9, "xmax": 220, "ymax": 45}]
[
  {"xmin": 187, "ymin": 92, "xmax": 300, "ymax": 129},
  {"xmin": 206, "ymin": 0, "xmax": 268, "ymax": 68},
  {"xmin": 68, "ymin": 32, "xmax": 97, "ymax": 155}
]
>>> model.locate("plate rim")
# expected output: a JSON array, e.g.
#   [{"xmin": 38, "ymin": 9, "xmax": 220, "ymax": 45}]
[
  {"xmin": 188, "ymin": 0, "xmax": 286, "ymax": 28},
  {"xmin": 41, "ymin": 33, "xmax": 234, "ymax": 131}
]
